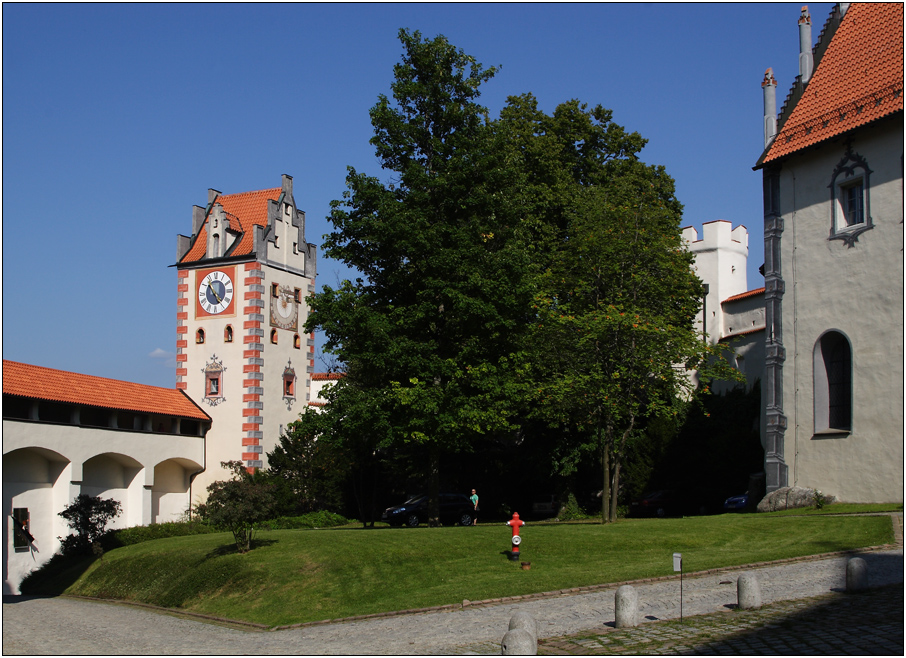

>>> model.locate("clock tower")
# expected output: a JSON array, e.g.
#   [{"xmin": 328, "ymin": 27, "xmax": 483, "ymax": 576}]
[{"xmin": 174, "ymin": 174, "xmax": 317, "ymax": 496}]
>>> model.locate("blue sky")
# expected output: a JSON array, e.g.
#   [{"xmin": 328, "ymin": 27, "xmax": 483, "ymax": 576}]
[{"xmin": 2, "ymin": 2, "xmax": 833, "ymax": 388}]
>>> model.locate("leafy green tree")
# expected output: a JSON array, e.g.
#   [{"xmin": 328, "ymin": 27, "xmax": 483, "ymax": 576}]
[
  {"xmin": 195, "ymin": 461, "xmax": 277, "ymax": 553},
  {"xmin": 497, "ymin": 96, "xmax": 740, "ymax": 522},
  {"xmin": 306, "ymin": 29, "xmax": 535, "ymax": 523},
  {"xmin": 267, "ymin": 410, "xmax": 345, "ymax": 515},
  {"xmin": 58, "ymin": 494, "xmax": 122, "ymax": 556}
]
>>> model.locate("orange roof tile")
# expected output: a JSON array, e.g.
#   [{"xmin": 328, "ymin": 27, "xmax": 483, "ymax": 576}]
[
  {"xmin": 180, "ymin": 188, "xmax": 282, "ymax": 264},
  {"xmin": 722, "ymin": 287, "xmax": 766, "ymax": 304},
  {"xmin": 3, "ymin": 360, "xmax": 210, "ymax": 420},
  {"xmin": 312, "ymin": 373, "xmax": 345, "ymax": 381},
  {"xmin": 763, "ymin": 3, "xmax": 904, "ymax": 164}
]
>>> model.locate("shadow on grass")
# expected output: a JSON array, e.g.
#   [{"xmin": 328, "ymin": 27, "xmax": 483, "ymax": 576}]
[
  {"xmin": 203, "ymin": 538, "xmax": 278, "ymax": 558},
  {"xmin": 18, "ymin": 553, "xmax": 98, "ymax": 597}
]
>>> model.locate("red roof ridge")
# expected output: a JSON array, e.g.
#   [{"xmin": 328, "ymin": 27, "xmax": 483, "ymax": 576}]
[
  {"xmin": 722, "ymin": 287, "xmax": 766, "ymax": 304},
  {"xmin": 312, "ymin": 372, "xmax": 345, "ymax": 381},
  {"xmin": 3, "ymin": 360, "xmax": 210, "ymax": 420}
]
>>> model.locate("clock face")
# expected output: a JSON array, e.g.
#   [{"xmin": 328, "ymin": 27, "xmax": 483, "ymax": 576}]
[
  {"xmin": 270, "ymin": 285, "xmax": 298, "ymax": 330},
  {"xmin": 198, "ymin": 270, "xmax": 234, "ymax": 315}
]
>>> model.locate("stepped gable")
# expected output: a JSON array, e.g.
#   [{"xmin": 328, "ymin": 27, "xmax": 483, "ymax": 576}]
[
  {"xmin": 763, "ymin": 3, "xmax": 903, "ymax": 165},
  {"xmin": 179, "ymin": 187, "xmax": 282, "ymax": 263},
  {"xmin": 3, "ymin": 360, "xmax": 209, "ymax": 419}
]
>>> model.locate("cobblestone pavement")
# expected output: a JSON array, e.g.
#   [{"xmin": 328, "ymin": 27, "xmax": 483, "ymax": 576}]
[
  {"xmin": 3, "ymin": 545, "xmax": 902, "ymax": 655},
  {"xmin": 536, "ymin": 585, "xmax": 903, "ymax": 655}
]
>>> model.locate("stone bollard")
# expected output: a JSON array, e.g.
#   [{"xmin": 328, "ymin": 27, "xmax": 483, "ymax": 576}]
[
  {"xmin": 501, "ymin": 628, "xmax": 536, "ymax": 655},
  {"xmin": 846, "ymin": 557, "xmax": 868, "ymax": 592},
  {"xmin": 614, "ymin": 585, "xmax": 639, "ymax": 628},
  {"xmin": 508, "ymin": 611, "xmax": 539, "ymax": 643},
  {"xmin": 737, "ymin": 572, "xmax": 762, "ymax": 609}
]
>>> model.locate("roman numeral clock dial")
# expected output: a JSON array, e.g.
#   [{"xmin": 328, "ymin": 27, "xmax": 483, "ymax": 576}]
[{"xmin": 197, "ymin": 270, "xmax": 234, "ymax": 315}]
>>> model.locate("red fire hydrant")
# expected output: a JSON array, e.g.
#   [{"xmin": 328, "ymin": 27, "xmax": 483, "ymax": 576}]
[{"xmin": 506, "ymin": 512, "xmax": 525, "ymax": 560}]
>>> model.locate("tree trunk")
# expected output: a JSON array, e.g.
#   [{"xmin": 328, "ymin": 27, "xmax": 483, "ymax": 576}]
[
  {"xmin": 610, "ymin": 459, "xmax": 621, "ymax": 522},
  {"xmin": 601, "ymin": 443, "xmax": 610, "ymax": 524},
  {"xmin": 428, "ymin": 444, "xmax": 441, "ymax": 527}
]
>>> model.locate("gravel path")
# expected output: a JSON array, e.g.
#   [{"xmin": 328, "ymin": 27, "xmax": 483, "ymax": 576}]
[{"xmin": 3, "ymin": 546, "xmax": 901, "ymax": 655}]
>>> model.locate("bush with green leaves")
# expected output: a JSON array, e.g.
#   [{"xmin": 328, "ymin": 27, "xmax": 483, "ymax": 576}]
[
  {"xmin": 58, "ymin": 494, "xmax": 122, "ymax": 556},
  {"xmin": 194, "ymin": 461, "xmax": 277, "ymax": 553},
  {"xmin": 101, "ymin": 520, "xmax": 217, "ymax": 549},
  {"xmin": 261, "ymin": 511, "xmax": 350, "ymax": 530}
]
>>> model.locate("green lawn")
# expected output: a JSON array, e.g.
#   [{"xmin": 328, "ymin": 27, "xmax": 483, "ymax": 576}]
[{"xmin": 32, "ymin": 512, "xmax": 895, "ymax": 626}]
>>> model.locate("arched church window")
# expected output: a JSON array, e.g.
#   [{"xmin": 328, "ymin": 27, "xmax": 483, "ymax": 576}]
[
  {"xmin": 196, "ymin": 328, "xmax": 205, "ymax": 344},
  {"xmin": 224, "ymin": 325, "xmax": 233, "ymax": 342}
]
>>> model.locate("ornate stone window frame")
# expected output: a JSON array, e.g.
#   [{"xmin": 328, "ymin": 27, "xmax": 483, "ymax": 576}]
[
  {"xmin": 283, "ymin": 361, "xmax": 296, "ymax": 410},
  {"xmin": 828, "ymin": 143, "xmax": 873, "ymax": 247},
  {"xmin": 202, "ymin": 355, "xmax": 226, "ymax": 407}
]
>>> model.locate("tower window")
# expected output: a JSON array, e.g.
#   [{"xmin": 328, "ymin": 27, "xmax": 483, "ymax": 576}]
[
  {"xmin": 272, "ymin": 283, "xmax": 279, "ymax": 298},
  {"xmin": 224, "ymin": 325, "xmax": 233, "ymax": 343},
  {"xmin": 271, "ymin": 329, "xmax": 278, "ymax": 345},
  {"xmin": 293, "ymin": 334, "xmax": 301, "ymax": 349},
  {"xmin": 207, "ymin": 373, "xmax": 221, "ymax": 397},
  {"xmin": 842, "ymin": 181, "xmax": 864, "ymax": 226},
  {"xmin": 196, "ymin": 328, "xmax": 205, "ymax": 344},
  {"xmin": 829, "ymin": 145, "xmax": 873, "ymax": 245},
  {"xmin": 294, "ymin": 288, "xmax": 301, "ymax": 303}
]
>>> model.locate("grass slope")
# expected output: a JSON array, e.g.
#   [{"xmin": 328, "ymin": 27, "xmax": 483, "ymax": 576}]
[{"xmin": 47, "ymin": 513, "xmax": 894, "ymax": 626}]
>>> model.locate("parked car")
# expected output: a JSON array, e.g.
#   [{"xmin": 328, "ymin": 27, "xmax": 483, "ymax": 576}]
[
  {"xmin": 629, "ymin": 490, "xmax": 678, "ymax": 518},
  {"xmin": 531, "ymin": 495, "xmax": 559, "ymax": 518},
  {"xmin": 723, "ymin": 493, "xmax": 749, "ymax": 512},
  {"xmin": 382, "ymin": 493, "xmax": 475, "ymax": 527}
]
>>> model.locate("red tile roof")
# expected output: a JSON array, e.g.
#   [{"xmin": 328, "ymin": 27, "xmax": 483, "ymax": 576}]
[
  {"xmin": 763, "ymin": 3, "xmax": 904, "ymax": 164},
  {"xmin": 722, "ymin": 287, "xmax": 766, "ymax": 305},
  {"xmin": 3, "ymin": 360, "xmax": 210, "ymax": 420},
  {"xmin": 180, "ymin": 188, "xmax": 282, "ymax": 264},
  {"xmin": 312, "ymin": 373, "xmax": 345, "ymax": 381}
]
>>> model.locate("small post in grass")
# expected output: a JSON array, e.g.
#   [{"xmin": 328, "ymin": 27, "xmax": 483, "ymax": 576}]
[{"xmin": 673, "ymin": 552, "xmax": 683, "ymax": 622}]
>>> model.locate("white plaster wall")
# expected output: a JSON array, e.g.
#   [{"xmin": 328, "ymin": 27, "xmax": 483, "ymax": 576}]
[
  {"xmin": 777, "ymin": 120, "xmax": 904, "ymax": 502},
  {"xmin": 184, "ymin": 265, "xmax": 247, "ymax": 498},
  {"xmin": 260, "ymin": 265, "xmax": 313, "ymax": 463},
  {"xmin": 3, "ymin": 420, "xmax": 204, "ymax": 593},
  {"xmin": 184, "ymin": 259, "xmax": 313, "ymax": 499}
]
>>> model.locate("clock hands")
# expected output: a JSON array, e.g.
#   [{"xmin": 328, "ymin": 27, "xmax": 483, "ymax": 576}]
[{"xmin": 208, "ymin": 281, "xmax": 224, "ymax": 304}]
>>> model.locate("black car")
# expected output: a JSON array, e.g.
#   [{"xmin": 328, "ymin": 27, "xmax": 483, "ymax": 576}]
[{"xmin": 382, "ymin": 493, "xmax": 475, "ymax": 527}]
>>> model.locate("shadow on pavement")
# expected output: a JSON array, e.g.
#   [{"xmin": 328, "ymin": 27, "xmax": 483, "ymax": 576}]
[{"xmin": 680, "ymin": 584, "xmax": 903, "ymax": 655}]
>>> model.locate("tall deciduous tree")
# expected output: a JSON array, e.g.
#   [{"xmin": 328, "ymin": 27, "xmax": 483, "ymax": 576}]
[
  {"xmin": 497, "ymin": 97, "xmax": 739, "ymax": 522},
  {"xmin": 306, "ymin": 30, "xmax": 534, "ymax": 522}
]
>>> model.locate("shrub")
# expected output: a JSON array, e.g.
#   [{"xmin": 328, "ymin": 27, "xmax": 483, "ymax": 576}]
[
  {"xmin": 262, "ymin": 511, "xmax": 350, "ymax": 530},
  {"xmin": 58, "ymin": 494, "xmax": 122, "ymax": 556},
  {"xmin": 194, "ymin": 461, "xmax": 277, "ymax": 553},
  {"xmin": 101, "ymin": 520, "xmax": 217, "ymax": 549},
  {"xmin": 557, "ymin": 493, "xmax": 589, "ymax": 521}
]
